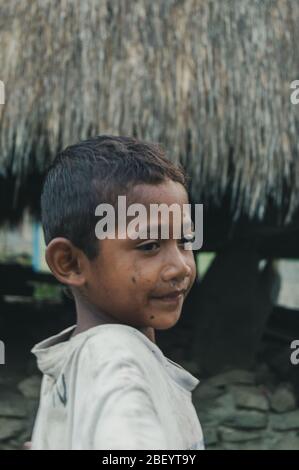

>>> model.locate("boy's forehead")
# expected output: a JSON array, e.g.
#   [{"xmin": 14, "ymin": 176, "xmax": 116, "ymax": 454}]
[
  {"xmin": 127, "ymin": 179, "xmax": 189, "ymax": 207},
  {"xmin": 121, "ymin": 180, "xmax": 192, "ymax": 238}
]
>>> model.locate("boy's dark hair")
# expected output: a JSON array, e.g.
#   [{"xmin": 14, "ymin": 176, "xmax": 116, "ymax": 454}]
[{"xmin": 41, "ymin": 135, "xmax": 189, "ymax": 259}]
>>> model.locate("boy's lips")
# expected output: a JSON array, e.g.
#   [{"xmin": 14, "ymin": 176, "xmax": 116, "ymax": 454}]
[
  {"xmin": 151, "ymin": 289, "xmax": 186, "ymax": 300},
  {"xmin": 150, "ymin": 291, "xmax": 185, "ymax": 307}
]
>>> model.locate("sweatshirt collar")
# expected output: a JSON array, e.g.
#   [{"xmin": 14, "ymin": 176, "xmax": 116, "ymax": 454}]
[{"xmin": 31, "ymin": 323, "xmax": 200, "ymax": 392}]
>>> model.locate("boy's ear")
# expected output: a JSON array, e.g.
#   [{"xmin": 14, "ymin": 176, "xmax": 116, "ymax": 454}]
[{"xmin": 45, "ymin": 238, "xmax": 87, "ymax": 287}]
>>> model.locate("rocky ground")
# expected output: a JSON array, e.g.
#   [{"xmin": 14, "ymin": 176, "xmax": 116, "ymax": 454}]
[
  {"xmin": 0, "ymin": 364, "xmax": 41, "ymax": 449},
  {"xmin": 192, "ymin": 367, "xmax": 299, "ymax": 450}
]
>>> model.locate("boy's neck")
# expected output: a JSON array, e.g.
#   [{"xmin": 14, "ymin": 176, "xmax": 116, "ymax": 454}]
[{"xmin": 71, "ymin": 295, "xmax": 156, "ymax": 344}]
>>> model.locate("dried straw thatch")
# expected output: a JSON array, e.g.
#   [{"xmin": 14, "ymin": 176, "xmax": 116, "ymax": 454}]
[{"xmin": 0, "ymin": 0, "xmax": 299, "ymax": 224}]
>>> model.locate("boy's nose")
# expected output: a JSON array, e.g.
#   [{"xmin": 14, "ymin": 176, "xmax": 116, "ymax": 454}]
[{"xmin": 160, "ymin": 247, "xmax": 194, "ymax": 284}]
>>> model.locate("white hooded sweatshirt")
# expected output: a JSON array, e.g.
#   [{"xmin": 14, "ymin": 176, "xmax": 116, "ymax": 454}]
[{"xmin": 30, "ymin": 323, "xmax": 204, "ymax": 450}]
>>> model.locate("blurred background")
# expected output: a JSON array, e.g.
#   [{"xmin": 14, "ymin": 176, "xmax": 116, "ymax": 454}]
[{"xmin": 0, "ymin": 0, "xmax": 299, "ymax": 450}]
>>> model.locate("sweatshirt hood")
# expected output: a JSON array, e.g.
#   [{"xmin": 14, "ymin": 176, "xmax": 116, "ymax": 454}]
[{"xmin": 31, "ymin": 325, "xmax": 77, "ymax": 380}]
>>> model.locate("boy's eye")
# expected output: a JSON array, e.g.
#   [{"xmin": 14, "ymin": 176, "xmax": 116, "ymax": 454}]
[
  {"xmin": 137, "ymin": 233, "xmax": 195, "ymax": 251},
  {"xmin": 137, "ymin": 241, "xmax": 160, "ymax": 252}
]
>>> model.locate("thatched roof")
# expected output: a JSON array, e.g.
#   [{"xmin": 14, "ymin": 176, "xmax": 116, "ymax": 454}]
[{"xmin": 1, "ymin": 0, "xmax": 299, "ymax": 225}]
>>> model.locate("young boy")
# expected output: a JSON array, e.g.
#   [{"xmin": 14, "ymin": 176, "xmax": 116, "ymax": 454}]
[{"xmin": 30, "ymin": 135, "xmax": 204, "ymax": 450}]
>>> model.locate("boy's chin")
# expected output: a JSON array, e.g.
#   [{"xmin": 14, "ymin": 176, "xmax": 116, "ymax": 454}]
[{"xmin": 152, "ymin": 312, "xmax": 181, "ymax": 330}]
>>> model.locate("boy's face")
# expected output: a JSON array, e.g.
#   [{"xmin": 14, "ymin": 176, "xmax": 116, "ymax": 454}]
[{"xmin": 83, "ymin": 179, "xmax": 197, "ymax": 330}]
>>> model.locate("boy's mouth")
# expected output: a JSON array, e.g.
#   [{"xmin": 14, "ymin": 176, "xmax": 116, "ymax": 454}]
[{"xmin": 151, "ymin": 289, "xmax": 186, "ymax": 301}]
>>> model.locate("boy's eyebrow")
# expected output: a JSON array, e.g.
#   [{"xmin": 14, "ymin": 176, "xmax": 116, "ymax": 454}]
[{"xmin": 131, "ymin": 220, "xmax": 195, "ymax": 239}]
